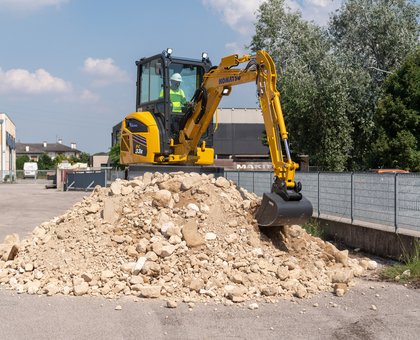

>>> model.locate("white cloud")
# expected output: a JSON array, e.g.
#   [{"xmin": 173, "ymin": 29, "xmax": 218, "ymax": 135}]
[
  {"xmin": 307, "ymin": 0, "xmax": 334, "ymax": 7},
  {"xmin": 225, "ymin": 41, "xmax": 247, "ymax": 55},
  {"xmin": 83, "ymin": 57, "xmax": 129, "ymax": 86},
  {"xmin": 299, "ymin": 0, "xmax": 341, "ymax": 26},
  {"xmin": 79, "ymin": 89, "xmax": 99, "ymax": 103},
  {"xmin": 202, "ymin": 0, "xmax": 263, "ymax": 35},
  {"xmin": 0, "ymin": 0, "xmax": 69, "ymax": 11},
  {"xmin": 202, "ymin": 0, "xmax": 341, "ymax": 35},
  {"xmin": 0, "ymin": 67, "xmax": 72, "ymax": 94}
]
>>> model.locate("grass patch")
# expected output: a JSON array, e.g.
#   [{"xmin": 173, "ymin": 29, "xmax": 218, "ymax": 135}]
[
  {"xmin": 381, "ymin": 239, "xmax": 420, "ymax": 286},
  {"xmin": 302, "ymin": 218, "xmax": 325, "ymax": 238}
]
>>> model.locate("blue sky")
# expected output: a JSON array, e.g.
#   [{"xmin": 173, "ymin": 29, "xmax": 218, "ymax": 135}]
[{"xmin": 0, "ymin": 0, "xmax": 342, "ymax": 154}]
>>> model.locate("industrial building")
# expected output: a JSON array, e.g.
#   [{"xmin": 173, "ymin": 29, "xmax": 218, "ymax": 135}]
[
  {"xmin": 0, "ymin": 113, "xmax": 16, "ymax": 181},
  {"xmin": 212, "ymin": 107, "xmax": 268, "ymax": 158}
]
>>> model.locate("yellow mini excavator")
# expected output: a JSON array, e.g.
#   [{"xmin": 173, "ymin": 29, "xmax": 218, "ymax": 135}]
[{"xmin": 119, "ymin": 48, "xmax": 313, "ymax": 227}]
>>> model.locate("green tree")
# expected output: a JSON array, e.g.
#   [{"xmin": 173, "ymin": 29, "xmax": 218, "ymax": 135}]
[
  {"xmin": 250, "ymin": 0, "xmax": 352, "ymax": 171},
  {"xmin": 38, "ymin": 153, "xmax": 54, "ymax": 170},
  {"xmin": 68, "ymin": 152, "xmax": 91, "ymax": 165},
  {"xmin": 371, "ymin": 49, "xmax": 420, "ymax": 170},
  {"xmin": 329, "ymin": 0, "xmax": 420, "ymax": 169},
  {"xmin": 78, "ymin": 152, "xmax": 90, "ymax": 164},
  {"xmin": 16, "ymin": 155, "xmax": 30, "ymax": 170},
  {"xmin": 53, "ymin": 154, "xmax": 69, "ymax": 167},
  {"xmin": 109, "ymin": 139, "xmax": 124, "ymax": 169}
]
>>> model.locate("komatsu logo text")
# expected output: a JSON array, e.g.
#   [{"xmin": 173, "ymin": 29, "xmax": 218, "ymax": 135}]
[{"xmin": 218, "ymin": 75, "xmax": 241, "ymax": 85}]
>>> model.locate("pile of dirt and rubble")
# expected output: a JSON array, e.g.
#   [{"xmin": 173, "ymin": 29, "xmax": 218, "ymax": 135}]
[{"xmin": 0, "ymin": 172, "xmax": 377, "ymax": 303}]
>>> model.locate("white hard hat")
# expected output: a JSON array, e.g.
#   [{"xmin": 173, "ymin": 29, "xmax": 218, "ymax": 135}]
[{"xmin": 170, "ymin": 73, "xmax": 182, "ymax": 82}]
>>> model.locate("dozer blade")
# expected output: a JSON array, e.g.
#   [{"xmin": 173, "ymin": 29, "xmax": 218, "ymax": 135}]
[{"xmin": 255, "ymin": 192, "xmax": 313, "ymax": 227}]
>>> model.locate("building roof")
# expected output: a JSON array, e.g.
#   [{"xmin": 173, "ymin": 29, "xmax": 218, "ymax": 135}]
[
  {"xmin": 0, "ymin": 112, "xmax": 16, "ymax": 126},
  {"xmin": 16, "ymin": 142, "xmax": 81, "ymax": 155}
]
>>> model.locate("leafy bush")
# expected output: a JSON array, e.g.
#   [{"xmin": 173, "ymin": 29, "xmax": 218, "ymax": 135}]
[{"xmin": 302, "ymin": 218, "xmax": 325, "ymax": 238}]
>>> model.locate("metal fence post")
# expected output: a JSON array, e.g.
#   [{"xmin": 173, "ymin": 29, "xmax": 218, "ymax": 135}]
[
  {"xmin": 252, "ymin": 171, "xmax": 255, "ymax": 193},
  {"xmin": 394, "ymin": 173, "xmax": 398, "ymax": 232},
  {"xmin": 351, "ymin": 172, "xmax": 354, "ymax": 223},
  {"xmin": 317, "ymin": 172, "xmax": 320, "ymax": 217}
]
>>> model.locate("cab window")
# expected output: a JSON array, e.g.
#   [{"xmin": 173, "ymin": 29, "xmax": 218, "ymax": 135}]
[
  {"xmin": 140, "ymin": 59, "xmax": 164, "ymax": 104},
  {"xmin": 168, "ymin": 64, "xmax": 204, "ymax": 101}
]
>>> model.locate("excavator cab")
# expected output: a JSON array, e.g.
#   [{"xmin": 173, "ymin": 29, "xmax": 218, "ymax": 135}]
[{"xmin": 134, "ymin": 49, "xmax": 213, "ymax": 155}]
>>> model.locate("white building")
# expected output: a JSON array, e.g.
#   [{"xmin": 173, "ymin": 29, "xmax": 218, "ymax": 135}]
[
  {"xmin": 0, "ymin": 113, "xmax": 17, "ymax": 181},
  {"xmin": 16, "ymin": 140, "xmax": 81, "ymax": 161}
]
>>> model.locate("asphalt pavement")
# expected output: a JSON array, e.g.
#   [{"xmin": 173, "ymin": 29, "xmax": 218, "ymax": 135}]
[{"xmin": 0, "ymin": 182, "xmax": 87, "ymax": 240}]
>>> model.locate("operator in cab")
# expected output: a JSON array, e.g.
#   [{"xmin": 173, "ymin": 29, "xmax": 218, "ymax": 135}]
[
  {"xmin": 168, "ymin": 73, "xmax": 187, "ymax": 113},
  {"xmin": 162, "ymin": 73, "xmax": 188, "ymax": 140}
]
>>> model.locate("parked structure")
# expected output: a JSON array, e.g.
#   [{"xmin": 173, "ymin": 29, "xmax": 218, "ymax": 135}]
[
  {"xmin": 0, "ymin": 113, "xmax": 16, "ymax": 181},
  {"xmin": 16, "ymin": 140, "xmax": 81, "ymax": 161}
]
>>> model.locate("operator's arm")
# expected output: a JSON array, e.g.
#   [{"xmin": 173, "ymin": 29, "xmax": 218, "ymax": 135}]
[{"xmin": 180, "ymin": 89, "xmax": 187, "ymax": 104}]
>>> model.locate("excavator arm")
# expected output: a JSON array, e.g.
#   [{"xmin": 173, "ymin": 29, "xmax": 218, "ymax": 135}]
[
  {"xmin": 173, "ymin": 50, "xmax": 313, "ymax": 226},
  {"xmin": 174, "ymin": 51, "xmax": 299, "ymax": 191}
]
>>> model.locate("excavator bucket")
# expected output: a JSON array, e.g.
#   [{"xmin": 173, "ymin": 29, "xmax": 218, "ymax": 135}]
[{"xmin": 255, "ymin": 192, "xmax": 313, "ymax": 227}]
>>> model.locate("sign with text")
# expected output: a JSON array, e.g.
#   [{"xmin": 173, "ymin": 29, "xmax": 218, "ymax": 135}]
[{"xmin": 234, "ymin": 162, "xmax": 273, "ymax": 171}]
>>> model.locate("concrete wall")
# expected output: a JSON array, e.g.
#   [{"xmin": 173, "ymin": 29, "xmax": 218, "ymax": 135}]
[
  {"xmin": 0, "ymin": 113, "xmax": 16, "ymax": 180},
  {"xmin": 92, "ymin": 155, "xmax": 110, "ymax": 168},
  {"xmin": 317, "ymin": 215, "xmax": 419, "ymax": 260}
]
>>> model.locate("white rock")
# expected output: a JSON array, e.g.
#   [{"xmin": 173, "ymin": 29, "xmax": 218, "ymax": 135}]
[
  {"xmin": 140, "ymin": 285, "xmax": 161, "ymax": 298},
  {"xmin": 187, "ymin": 203, "xmax": 200, "ymax": 212},
  {"xmin": 121, "ymin": 186, "xmax": 133, "ymax": 196},
  {"xmin": 161, "ymin": 222, "xmax": 175, "ymax": 235},
  {"xmin": 110, "ymin": 181, "xmax": 122, "ymax": 195},
  {"xmin": 101, "ymin": 270, "xmax": 115, "ymax": 280},
  {"xmin": 215, "ymin": 177, "xmax": 230, "ymax": 188},
  {"xmin": 74, "ymin": 282, "xmax": 89, "ymax": 296},
  {"xmin": 160, "ymin": 245, "xmax": 176, "ymax": 257},
  {"xmin": 248, "ymin": 303, "xmax": 259, "ymax": 310},
  {"xmin": 27, "ymin": 281, "xmax": 41, "ymax": 295},
  {"xmin": 367, "ymin": 260, "xmax": 378, "ymax": 270},
  {"xmin": 205, "ymin": 232, "xmax": 217, "ymax": 241},
  {"xmin": 225, "ymin": 233, "xmax": 238, "ymax": 244},
  {"xmin": 252, "ymin": 248, "xmax": 264, "ymax": 257},
  {"xmin": 133, "ymin": 257, "xmax": 147, "ymax": 275},
  {"xmin": 24, "ymin": 263, "xmax": 34, "ymax": 272},
  {"xmin": 168, "ymin": 235, "xmax": 182, "ymax": 245},
  {"xmin": 153, "ymin": 190, "xmax": 173, "ymax": 208},
  {"xmin": 181, "ymin": 176, "xmax": 203, "ymax": 190},
  {"xmin": 86, "ymin": 203, "xmax": 100, "ymax": 214},
  {"xmin": 199, "ymin": 203, "xmax": 210, "ymax": 213},
  {"xmin": 166, "ymin": 300, "xmax": 178, "ymax": 308},
  {"xmin": 402, "ymin": 269, "xmax": 411, "ymax": 277},
  {"xmin": 34, "ymin": 270, "xmax": 43, "ymax": 280},
  {"xmin": 136, "ymin": 239, "xmax": 149, "ymax": 254}
]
